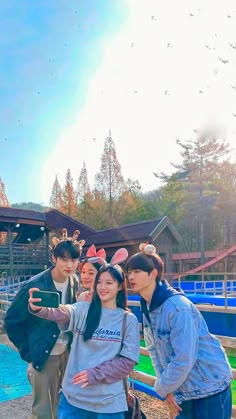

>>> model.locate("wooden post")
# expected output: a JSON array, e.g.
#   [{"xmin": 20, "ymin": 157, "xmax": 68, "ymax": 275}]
[
  {"xmin": 7, "ymin": 224, "xmax": 14, "ymax": 284},
  {"xmin": 45, "ymin": 230, "xmax": 50, "ymax": 268},
  {"xmin": 224, "ymin": 274, "xmax": 228, "ymax": 309}
]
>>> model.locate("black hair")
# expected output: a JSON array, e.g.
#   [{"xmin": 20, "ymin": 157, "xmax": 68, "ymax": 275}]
[
  {"xmin": 126, "ymin": 252, "xmax": 164, "ymax": 281},
  {"xmin": 80, "ymin": 259, "xmax": 101, "ymax": 272},
  {"xmin": 83, "ymin": 265, "xmax": 127, "ymax": 341},
  {"xmin": 53, "ymin": 241, "xmax": 80, "ymax": 259}
]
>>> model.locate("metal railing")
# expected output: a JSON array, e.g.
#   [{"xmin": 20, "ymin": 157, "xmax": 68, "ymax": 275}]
[
  {"xmin": 170, "ymin": 272, "xmax": 236, "ymax": 309},
  {"xmin": 1, "ymin": 271, "xmax": 236, "ymax": 315}
]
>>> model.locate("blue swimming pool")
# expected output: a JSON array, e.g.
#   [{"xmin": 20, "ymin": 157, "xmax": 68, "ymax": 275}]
[{"xmin": 0, "ymin": 344, "xmax": 31, "ymax": 402}]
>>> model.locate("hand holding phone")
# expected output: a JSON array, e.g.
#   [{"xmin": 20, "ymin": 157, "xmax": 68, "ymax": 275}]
[{"xmin": 29, "ymin": 288, "xmax": 60, "ymax": 309}]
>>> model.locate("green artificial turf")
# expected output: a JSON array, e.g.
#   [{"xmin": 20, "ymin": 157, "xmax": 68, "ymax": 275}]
[
  {"xmin": 135, "ymin": 353, "xmax": 156, "ymax": 376},
  {"xmin": 228, "ymin": 355, "xmax": 236, "ymax": 369},
  {"xmin": 228, "ymin": 356, "xmax": 236, "ymax": 405},
  {"xmin": 136, "ymin": 344, "xmax": 236, "ymax": 405}
]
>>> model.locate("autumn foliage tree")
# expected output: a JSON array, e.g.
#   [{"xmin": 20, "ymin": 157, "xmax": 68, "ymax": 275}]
[
  {"xmin": 0, "ymin": 177, "xmax": 10, "ymax": 207},
  {"xmin": 95, "ymin": 131, "xmax": 126, "ymax": 225},
  {"xmin": 113, "ymin": 178, "xmax": 145, "ymax": 225},
  {"xmin": 87, "ymin": 189, "xmax": 108, "ymax": 229},
  {"xmin": 0, "ymin": 177, "xmax": 10, "ymax": 243},
  {"xmin": 49, "ymin": 175, "xmax": 64, "ymax": 212},
  {"xmin": 76, "ymin": 162, "xmax": 91, "ymax": 223},
  {"xmin": 62, "ymin": 169, "xmax": 77, "ymax": 217}
]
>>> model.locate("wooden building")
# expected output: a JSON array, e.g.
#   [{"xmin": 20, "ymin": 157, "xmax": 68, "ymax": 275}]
[
  {"xmin": 0, "ymin": 208, "xmax": 46, "ymax": 283},
  {"xmin": 0, "ymin": 207, "xmax": 181, "ymax": 284}
]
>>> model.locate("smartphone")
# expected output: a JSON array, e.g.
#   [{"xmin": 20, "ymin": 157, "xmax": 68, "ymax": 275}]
[{"xmin": 32, "ymin": 290, "xmax": 60, "ymax": 308}]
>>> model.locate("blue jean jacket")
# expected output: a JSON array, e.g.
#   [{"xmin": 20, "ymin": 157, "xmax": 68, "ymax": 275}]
[{"xmin": 143, "ymin": 294, "xmax": 232, "ymax": 403}]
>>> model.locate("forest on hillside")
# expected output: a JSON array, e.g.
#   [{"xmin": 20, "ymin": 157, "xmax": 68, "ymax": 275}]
[{"xmin": 1, "ymin": 130, "xmax": 236, "ymax": 254}]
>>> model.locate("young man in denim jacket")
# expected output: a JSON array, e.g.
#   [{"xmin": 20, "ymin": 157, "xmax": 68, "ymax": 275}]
[
  {"xmin": 127, "ymin": 243, "xmax": 232, "ymax": 419},
  {"xmin": 4, "ymin": 229, "xmax": 83, "ymax": 419}
]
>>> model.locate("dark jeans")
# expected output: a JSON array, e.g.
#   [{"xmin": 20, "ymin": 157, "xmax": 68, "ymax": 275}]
[
  {"xmin": 57, "ymin": 392, "xmax": 125, "ymax": 419},
  {"xmin": 176, "ymin": 385, "xmax": 232, "ymax": 419}
]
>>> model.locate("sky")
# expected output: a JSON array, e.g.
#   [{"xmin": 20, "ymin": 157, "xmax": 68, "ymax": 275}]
[{"xmin": 1, "ymin": 0, "xmax": 236, "ymax": 205}]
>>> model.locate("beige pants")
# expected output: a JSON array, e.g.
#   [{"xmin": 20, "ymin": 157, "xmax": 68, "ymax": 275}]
[{"xmin": 27, "ymin": 351, "xmax": 68, "ymax": 419}]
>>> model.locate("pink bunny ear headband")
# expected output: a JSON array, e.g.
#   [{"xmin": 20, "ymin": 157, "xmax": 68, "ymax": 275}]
[
  {"xmin": 87, "ymin": 248, "xmax": 128, "ymax": 282},
  {"xmin": 52, "ymin": 228, "xmax": 85, "ymax": 255}
]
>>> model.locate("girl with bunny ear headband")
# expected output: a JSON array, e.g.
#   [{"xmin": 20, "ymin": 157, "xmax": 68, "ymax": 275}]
[
  {"xmin": 79, "ymin": 244, "xmax": 106, "ymax": 273},
  {"xmin": 77, "ymin": 245, "xmax": 106, "ymax": 302},
  {"xmin": 83, "ymin": 247, "xmax": 129, "ymax": 340}
]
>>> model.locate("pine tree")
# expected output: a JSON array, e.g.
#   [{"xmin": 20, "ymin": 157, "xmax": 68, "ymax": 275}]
[
  {"xmin": 76, "ymin": 162, "xmax": 91, "ymax": 223},
  {"xmin": 49, "ymin": 175, "xmax": 64, "ymax": 211},
  {"xmin": 0, "ymin": 177, "xmax": 10, "ymax": 207},
  {"xmin": 154, "ymin": 129, "xmax": 236, "ymax": 253},
  {"xmin": 62, "ymin": 169, "xmax": 77, "ymax": 217},
  {"xmin": 95, "ymin": 131, "xmax": 126, "ymax": 224}
]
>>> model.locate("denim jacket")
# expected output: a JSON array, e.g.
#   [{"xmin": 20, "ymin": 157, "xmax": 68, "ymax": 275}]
[{"xmin": 142, "ymin": 281, "xmax": 232, "ymax": 403}]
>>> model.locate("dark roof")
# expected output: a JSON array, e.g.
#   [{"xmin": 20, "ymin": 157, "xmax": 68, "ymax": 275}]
[
  {"xmin": 0, "ymin": 207, "xmax": 46, "ymax": 222},
  {"xmin": 86, "ymin": 216, "xmax": 182, "ymax": 247},
  {"xmin": 0, "ymin": 207, "xmax": 95, "ymax": 243},
  {"xmin": 0, "ymin": 208, "xmax": 181, "ymax": 248},
  {"xmin": 45, "ymin": 209, "xmax": 96, "ymax": 239},
  {"xmin": 0, "ymin": 207, "xmax": 46, "ymax": 243}
]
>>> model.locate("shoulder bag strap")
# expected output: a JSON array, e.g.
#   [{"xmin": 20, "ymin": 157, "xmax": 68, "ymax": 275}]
[{"xmin": 122, "ymin": 311, "xmax": 129, "ymax": 397}]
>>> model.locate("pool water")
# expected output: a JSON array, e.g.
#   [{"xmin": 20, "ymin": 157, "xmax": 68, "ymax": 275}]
[{"xmin": 0, "ymin": 344, "xmax": 31, "ymax": 402}]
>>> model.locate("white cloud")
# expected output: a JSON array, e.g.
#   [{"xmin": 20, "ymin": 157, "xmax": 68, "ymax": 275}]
[{"xmin": 41, "ymin": 0, "xmax": 236, "ymax": 204}]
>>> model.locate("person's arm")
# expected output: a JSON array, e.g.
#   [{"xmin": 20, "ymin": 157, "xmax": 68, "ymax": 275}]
[
  {"xmin": 4, "ymin": 285, "xmax": 32, "ymax": 362},
  {"xmin": 120, "ymin": 312, "xmax": 140, "ymax": 362},
  {"xmin": 154, "ymin": 307, "xmax": 199, "ymax": 398},
  {"xmin": 72, "ymin": 355, "xmax": 136, "ymax": 386},
  {"xmin": 28, "ymin": 287, "xmax": 71, "ymax": 329}
]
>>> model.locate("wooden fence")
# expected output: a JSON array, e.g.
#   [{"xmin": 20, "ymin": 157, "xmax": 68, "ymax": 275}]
[
  {"xmin": 0, "ymin": 244, "xmax": 47, "ymax": 263},
  {"xmin": 1, "ymin": 299, "xmax": 236, "ymax": 417}
]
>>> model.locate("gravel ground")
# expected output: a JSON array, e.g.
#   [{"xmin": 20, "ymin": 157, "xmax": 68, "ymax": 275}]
[
  {"xmin": 0, "ymin": 393, "xmax": 170, "ymax": 419},
  {"xmin": 0, "ymin": 395, "xmax": 32, "ymax": 419},
  {"xmin": 135, "ymin": 391, "xmax": 171, "ymax": 418},
  {"xmin": 0, "ymin": 333, "xmax": 170, "ymax": 419}
]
